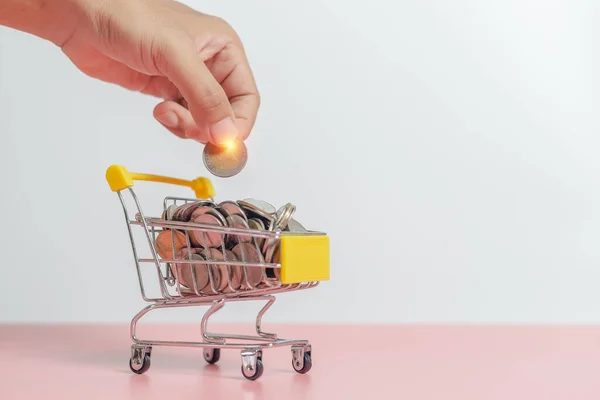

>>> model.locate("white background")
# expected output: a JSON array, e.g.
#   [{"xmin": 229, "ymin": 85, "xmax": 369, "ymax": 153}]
[{"xmin": 0, "ymin": 0, "xmax": 598, "ymax": 324}]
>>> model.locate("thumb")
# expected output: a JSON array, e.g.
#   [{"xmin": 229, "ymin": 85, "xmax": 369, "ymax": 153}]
[{"xmin": 159, "ymin": 41, "xmax": 239, "ymax": 145}]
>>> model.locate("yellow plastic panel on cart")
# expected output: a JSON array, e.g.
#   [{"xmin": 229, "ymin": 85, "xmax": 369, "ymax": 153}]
[
  {"xmin": 105, "ymin": 165, "xmax": 215, "ymax": 199},
  {"xmin": 280, "ymin": 234, "xmax": 330, "ymax": 284}
]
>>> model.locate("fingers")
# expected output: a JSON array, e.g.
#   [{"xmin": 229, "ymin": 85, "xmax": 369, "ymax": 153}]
[
  {"xmin": 227, "ymin": 84, "xmax": 260, "ymax": 141},
  {"xmin": 158, "ymin": 41, "xmax": 239, "ymax": 145},
  {"xmin": 205, "ymin": 46, "xmax": 260, "ymax": 141},
  {"xmin": 139, "ymin": 76, "xmax": 181, "ymax": 101},
  {"xmin": 153, "ymin": 100, "xmax": 210, "ymax": 143}
]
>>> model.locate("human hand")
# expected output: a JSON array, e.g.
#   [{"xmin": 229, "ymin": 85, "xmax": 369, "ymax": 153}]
[{"xmin": 54, "ymin": 0, "xmax": 260, "ymax": 145}]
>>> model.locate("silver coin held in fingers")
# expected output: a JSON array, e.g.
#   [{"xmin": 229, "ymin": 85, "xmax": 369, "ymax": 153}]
[{"xmin": 202, "ymin": 138, "xmax": 248, "ymax": 178}]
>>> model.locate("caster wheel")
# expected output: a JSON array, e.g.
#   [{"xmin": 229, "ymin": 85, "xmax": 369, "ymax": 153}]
[
  {"xmin": 241, "ymin": 359, "xmax": 264, "ymax": 381},
  {"xmin": 292, "ymin": 352, "xmax": 312, "ymax": 374},
  {"xmin": 203, "ymin": 348, "xmax": 221, "ymax": 364},
  {"xmin": 130, "ymin": 353, "xmax": 151, "ymax": 374}
]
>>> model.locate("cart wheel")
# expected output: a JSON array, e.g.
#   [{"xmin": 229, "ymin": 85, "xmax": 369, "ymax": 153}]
[
  {"xmin": 203, "ymin": 348, "xmax": 221, "ymax": 364},
  {"xmin": 292, "ymin": 352, "xmax": 312, "ymax": 374},
  {"xmin": 241, "ymin": 359, "xmax": 264, "ymax": 381},
  {"xmin": 130, "ymin": 353, "xmax": 151, "ymax": 374}
]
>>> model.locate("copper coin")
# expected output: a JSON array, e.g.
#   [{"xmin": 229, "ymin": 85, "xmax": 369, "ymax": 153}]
[
  {"xmin": 226, "ymin": 214, "xmax": 252, "ymax": 246},
  {"xmin": 232, "ymin": 242, "xmax": 264, "ymax": 289},
  {"xmin": 179, "ymin": 200, "xmax": 213, "ymax": 221},
  {"xmin": 175, "ymin": 248, "xmax": 209, "ymax": 292},
  {"xmin": 155, "ymin": 230, "xmax": 187, "ymax": 260},
  {"xmin": 190, "ymin": 205, "xmax": 226, "ymax": 225},
  {"xmin": 218, "ymin": 200, "xmax": 246, "ymax": 219},
  {"xmin": 200, "ymin": 248, "xmax": 231, "ymax": 293},
  {"xmin": 180, "ymin": 203, "xmax": 202, "ymax": 221},
  {"xmin": 172, "ymin": 203, "xmax": 192, "ymax": 221},
  {"xmin": 190, "ymin": 213, "xmax": 224, "ymax": 248},
  {"xmin": 222, "ymin": 249, "xmax": 243, "ymax": 292},
  {"xmin": 190, "ymin": 205, "xmax": 212, "ymax": 220},
  {"xmin": 202, "ymin": 137, "xmax": 248, "ymax": 178}
]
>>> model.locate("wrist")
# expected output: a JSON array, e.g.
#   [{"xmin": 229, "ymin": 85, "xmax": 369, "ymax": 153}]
[{"xmin": 0, "ymin": 0, "xmax": 84, "ymax": 46}]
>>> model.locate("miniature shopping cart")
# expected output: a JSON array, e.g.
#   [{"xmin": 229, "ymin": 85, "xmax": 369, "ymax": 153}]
[{"xmin": 105, "ymin": 165, "xmax": 330, "ymax": 380}]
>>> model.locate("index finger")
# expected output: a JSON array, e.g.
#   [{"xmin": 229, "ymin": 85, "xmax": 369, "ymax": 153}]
[
  {"xmin": 159, "ymin": 39, "xmax": 239, "ymax": 144},
  {"xmin": 205, "ymin": 46, "xmax": 260, "ymax": 141}
]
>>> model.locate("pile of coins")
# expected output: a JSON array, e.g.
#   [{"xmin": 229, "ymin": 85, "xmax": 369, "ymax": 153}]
[{"xmin": 153, "ymin": 198, "xmax": 307, "ymax": 295}]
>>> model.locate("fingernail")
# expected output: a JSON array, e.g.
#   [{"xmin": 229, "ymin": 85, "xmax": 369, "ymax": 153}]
[
  {"xmin": 156, "ymin": 111, "xmax": 178, "ymax": 128},
  {"xmin": 210, "ymin": 117, "xmax": 238, "ymax": 145}
]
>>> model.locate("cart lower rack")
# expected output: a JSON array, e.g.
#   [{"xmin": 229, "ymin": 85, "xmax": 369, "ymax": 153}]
[{"xmin": 106, "ymin": 165, "xmax": 330, "ymax": 380}]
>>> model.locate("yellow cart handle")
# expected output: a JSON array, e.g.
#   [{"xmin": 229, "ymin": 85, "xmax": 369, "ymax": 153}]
[{"xmin": 106, "ymin": 165, "xmax": 215, "ymax": 199}]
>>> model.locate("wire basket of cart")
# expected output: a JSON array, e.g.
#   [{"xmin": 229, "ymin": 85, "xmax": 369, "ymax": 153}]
[{"xmin": 106, "ymin": 165, "xmax": 330, "ymax": 380}]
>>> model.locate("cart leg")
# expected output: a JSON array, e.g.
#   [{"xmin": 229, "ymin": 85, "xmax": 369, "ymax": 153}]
[
  {"xmin": 130, "ymin": 303, "xmax": 159, "ymax": 343},
  {"xmin": 240, "ymin": 348, "xmax": 264, "ymax": 381},
  {"xmin": 201, "ymin": 300, "xmax": 226, "ymax": 344},
  {"xmin": 255, "ymin": 296, "xmax": 277, "ymax": 339},
  {"xmin": 291, "ymin": 344, "xmax": 312, "ymax": 374}
]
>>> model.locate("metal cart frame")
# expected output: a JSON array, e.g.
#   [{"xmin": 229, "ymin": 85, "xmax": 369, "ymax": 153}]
[{"xmin": 106, "ymin": 165, "xmax": 330, "ymax": 380}]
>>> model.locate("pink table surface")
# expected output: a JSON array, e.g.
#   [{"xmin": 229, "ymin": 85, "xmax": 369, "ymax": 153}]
[{"xmin": 1, "ymin": 324, "xmax": 600, "ymax": 399}]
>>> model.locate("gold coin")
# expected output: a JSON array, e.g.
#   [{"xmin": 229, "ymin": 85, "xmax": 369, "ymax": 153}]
[{"xmin": 202, "ymin": 138, "xmax": 248, "ymax": 178}]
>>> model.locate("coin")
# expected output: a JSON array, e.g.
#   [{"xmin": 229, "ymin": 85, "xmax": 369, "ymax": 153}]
[
  {"xmin": 218, "ymin": 200, "xmax": 246, "ymax": 220},
  {"xmin": 203, "ymin": 138, "xmax": 248, "ymax": 178},
  {"xmin": 248, "ymin": 218, "xmax": 266, "ymax": 248},
  {"xmin": 180, "ymin": 202, "xmax": 202, "ymax": 221},
  {"xmin": 238, "ymin": 199, "xmax": 275, "ymax": 226},
  {"xmin": 190, "ymin": 205, "xmax": 222, "ymax": 222},
  {"xmin": 172, "ymin": 202, "xmax": 195, "ymax": 221},
  {"xmin": 190, "ymin": 212, "xmax": 225, "ymax": 248},
  {"xmin": 239, "ymin": 198, "xmax": 276, "ymax": 214},
  {"xmin": 175, "ymin": 248, "xmax": 209, "ymax": 292},
  {"xmin": 226, "ymin": 214, "xmax": 253, "ymax": 246},
  {"xmin": 272, "ymin": 203, "xmax": 296, "ymax": 231},
  {"xmin": 162, "ymin": 204, "xmax": 178, "ymax": 221},
  {"xmin": 155, "ymin": 230, "xmax": 187, "ymax": 260},
  {"xmin": 222, "ymin": 249, "xmax": 243, "ymax": 292},
  {"xmin": 190, "ymin": 207, "xmax": 228, "ymax": 246},
  {"xmin": 286, "ymin": 218, "xmax": 307, "ymax": 232},
  {"xmin": 232, "ymin": 242, "xmax": 264, "ymax": 289},
  {"xmin": 200, "ymin": 248, "xmax": 227, "ymax": 293},
  {"xmin": 248, "ymin": 218, "xmax": 265, "ymax": 230}
]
